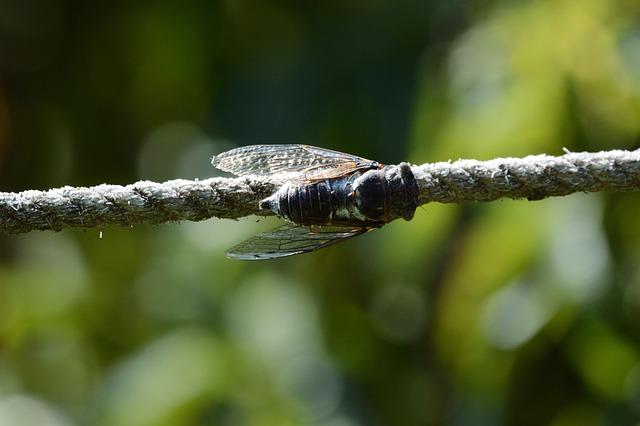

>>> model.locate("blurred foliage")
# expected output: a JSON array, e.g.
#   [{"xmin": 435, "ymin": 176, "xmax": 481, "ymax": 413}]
[{"xmin": 0, "ymin": 0, "xmax": 640, "ymax": 425}]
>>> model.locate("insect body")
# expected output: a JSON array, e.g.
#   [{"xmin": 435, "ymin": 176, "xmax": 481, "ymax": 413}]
[{"xmin": 211, "ymin": 144, "xmax": 419, "ymax": 260}]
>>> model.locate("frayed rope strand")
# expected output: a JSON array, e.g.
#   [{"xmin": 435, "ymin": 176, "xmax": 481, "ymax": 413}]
[{"xmin": 0, "ymin": 149, "xmax": 638, "ymax": 235}]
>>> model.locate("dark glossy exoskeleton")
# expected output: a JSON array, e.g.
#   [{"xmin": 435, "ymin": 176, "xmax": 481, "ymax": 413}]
[{"xmin": 211, "ymin": 144, "xmax": 419, "ymax": 259}]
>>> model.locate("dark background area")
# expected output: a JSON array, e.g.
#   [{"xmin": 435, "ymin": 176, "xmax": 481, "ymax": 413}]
[{"xmin": 1, "ymin": 0, "xmax": 640, "ymax": 425}]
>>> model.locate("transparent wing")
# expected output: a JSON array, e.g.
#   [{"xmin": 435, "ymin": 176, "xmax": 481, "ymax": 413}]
[
  {"xmin": 211, "ymin": 144, "xmax": 379, "ymax": 179},
  {"xmin": 226, "ymin": 222, "xmax": 373, "ymax": 260}
]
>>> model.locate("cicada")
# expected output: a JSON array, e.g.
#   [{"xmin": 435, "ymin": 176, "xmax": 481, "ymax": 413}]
[{"xmin": 211, "ymin": 144, "xmax": 419, "ymax": 259}]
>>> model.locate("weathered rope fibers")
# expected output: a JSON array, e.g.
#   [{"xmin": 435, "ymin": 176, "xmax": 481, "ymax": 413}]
[
  {"xmin": 0, "ymin": 149, "xmax": 638, "ymax": 235},
  {"xmin": 413, "ymin": 149, "xmax": 640, "ymax": 204}
]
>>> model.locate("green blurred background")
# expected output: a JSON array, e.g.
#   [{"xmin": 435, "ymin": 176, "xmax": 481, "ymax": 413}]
[{"xmin": 1, "ymin": 0, "xmax": 640, "ymax": 425}]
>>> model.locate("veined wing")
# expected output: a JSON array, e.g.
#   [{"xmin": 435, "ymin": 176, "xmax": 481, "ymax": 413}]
[
  {"xmin": 303, "ymin": 160, "xmax": 381, "ymax": 182},
  {"xmin": 226, "ymin": 222, "xmax": 374, "ymax": 260},
  {"xmin": 211, "ymin": 144, "xmax": 380, "ymax": 180}
]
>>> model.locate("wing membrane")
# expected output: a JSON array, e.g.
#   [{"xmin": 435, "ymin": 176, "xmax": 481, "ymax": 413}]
[
  {"xmin": 226, "ymin": 222, "xmax": 372, "ymax": 260},
  {"xmin": 211, "ymin": 144, "xmax": 378, "ymax": 179}
]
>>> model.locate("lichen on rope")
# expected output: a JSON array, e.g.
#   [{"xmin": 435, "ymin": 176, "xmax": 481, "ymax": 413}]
[{"xmin": 0, "ymin": 149, "xmax": 638, "ymax": 235}]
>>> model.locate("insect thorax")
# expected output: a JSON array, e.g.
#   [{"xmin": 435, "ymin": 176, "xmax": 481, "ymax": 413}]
[{"xmin": 352, "ymin": 163, "xmax": 418, "ymax": 222}]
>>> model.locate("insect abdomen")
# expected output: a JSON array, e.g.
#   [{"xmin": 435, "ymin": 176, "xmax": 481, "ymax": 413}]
[
  {"xmin": 260, "ymin": 178, "xmax": 353, "ymax": 225},
  {"xmin": 287, "ymin": 182, "xmax": 333, "ymax": 223}
]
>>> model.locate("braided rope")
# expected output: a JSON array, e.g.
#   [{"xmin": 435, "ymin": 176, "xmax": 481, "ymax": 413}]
[
  {"xmin": 0, "ymin": 177, "xmax": 278, "ymax": 234},
  {"xmin": 413, "ymin": 149, "xmax": 640, "ymax": 204},
  {"xmin": 0, "ymin": 149, "xmax": 638, "ymax": 235}
]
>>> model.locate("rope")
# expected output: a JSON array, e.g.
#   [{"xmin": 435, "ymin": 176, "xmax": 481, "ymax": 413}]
[
  {"xmin": 0, "ymin": 149, "xmax": 638, "ymax": 234},
  {"xmin": 0, "ymin": 177, "xmax": 278, "ymax": 234},
  {"xmin": 413, "ymin": 149, "xmax": 640, "ymax": 204}
]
